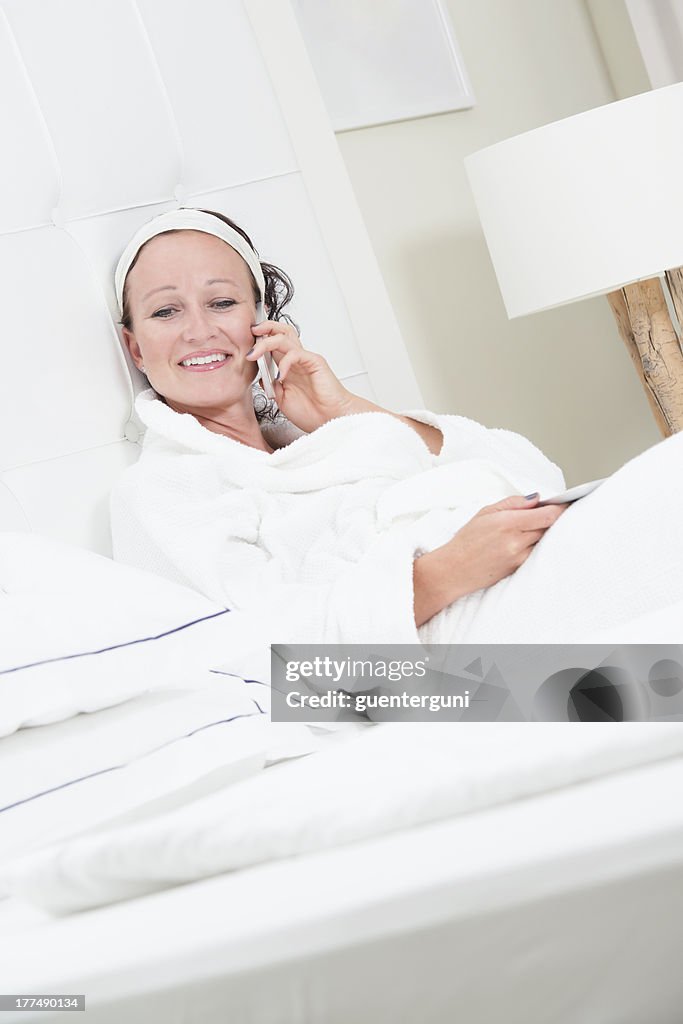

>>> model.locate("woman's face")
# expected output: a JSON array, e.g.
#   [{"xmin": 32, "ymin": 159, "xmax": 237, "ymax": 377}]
[{"xmin": 121, "ymin": 230, "xmax": 260, "ymax": 411}]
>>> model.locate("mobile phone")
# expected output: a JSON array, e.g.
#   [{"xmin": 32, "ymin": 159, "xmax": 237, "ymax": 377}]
[{"xmin": 254, "ymin": 299, "xmax": 277, "ymax": 400}]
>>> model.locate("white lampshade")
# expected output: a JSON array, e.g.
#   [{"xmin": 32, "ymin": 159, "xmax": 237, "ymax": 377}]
[{"xmin": 464, "ymin": 83, "xmax": 683, "ymax": 318}]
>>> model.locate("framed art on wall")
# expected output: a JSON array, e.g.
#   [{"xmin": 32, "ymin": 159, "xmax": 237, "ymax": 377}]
[{"xmin": 290, "ymin": 0, "xmax": 475, "ymax": 131}]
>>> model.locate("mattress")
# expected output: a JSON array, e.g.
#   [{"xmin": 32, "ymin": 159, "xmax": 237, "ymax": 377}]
[{"xmin": 2, "ymin": 752, "xmax": 683, "ymax": 1024}]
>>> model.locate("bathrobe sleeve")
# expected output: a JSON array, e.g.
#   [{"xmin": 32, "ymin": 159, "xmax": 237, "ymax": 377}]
[{"xmin": 401, "ymin": 409, "xmax": 566, "ymax": 495}]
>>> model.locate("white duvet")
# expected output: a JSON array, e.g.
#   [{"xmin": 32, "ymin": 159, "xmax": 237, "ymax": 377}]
[{"xmin": 4, "ymin": 721, "xmax": 683, "ymax": 915}]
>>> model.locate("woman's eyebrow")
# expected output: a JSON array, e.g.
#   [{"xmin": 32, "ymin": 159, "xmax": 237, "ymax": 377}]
[
  {"xmin": 142, "ymin": 278, "xmax": 240, "ymax": 302},
  {"xmin": 142, "ymin": 285, "xmax": 177, "ymax": 301}
]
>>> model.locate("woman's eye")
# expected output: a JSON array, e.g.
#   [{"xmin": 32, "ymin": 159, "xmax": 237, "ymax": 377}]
[{"xmin": 150, "ymin": 300, "xmax": 235, "ymax": 318}]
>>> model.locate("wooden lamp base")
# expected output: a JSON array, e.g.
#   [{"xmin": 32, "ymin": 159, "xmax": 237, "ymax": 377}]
[{"xmin": 607, "ymin": 268, "xmax": 683, "ymax": 436}]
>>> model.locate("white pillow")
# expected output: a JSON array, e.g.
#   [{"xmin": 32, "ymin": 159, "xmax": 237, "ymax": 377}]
[
  {"xmin": 0, "ymin": 679, "xmax": 317, "ymax": 867},
  {"xmin": 0, "ymin": 532, "xmax": 268, "ymax": 736}
]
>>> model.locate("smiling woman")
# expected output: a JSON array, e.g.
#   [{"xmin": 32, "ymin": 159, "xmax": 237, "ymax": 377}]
[
  {"xmin": 117, "ymin": 209, "xmax": 299, "ymax": 451},
  {"xmin": 116, "ymin": 207, "xmax": 444, "ymax": 452},
  {"xmin": 122, "ymin": 231, "xmax": 271, "ymax": 449},
  {"xmin": 110, "ymin": 206, "xmax": 683, "ymax": 649}
]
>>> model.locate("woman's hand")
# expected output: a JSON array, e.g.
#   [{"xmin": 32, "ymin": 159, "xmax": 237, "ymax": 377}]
[
  {"xmin": 248, "ymin": 322, "xmax": 444, "ymax": 451},
  {"xmin": 247, "ymin": 321, "xmax": 354, "ymax": 433},
  {"xmin": 413, "ymin": 494, "xmax": 567, "ymax": 627}
]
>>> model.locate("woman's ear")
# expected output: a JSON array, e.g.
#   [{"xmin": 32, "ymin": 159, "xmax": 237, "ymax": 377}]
[{"xmin": 122, "ymin": 327, "xmax": 144, "ymax": 372}]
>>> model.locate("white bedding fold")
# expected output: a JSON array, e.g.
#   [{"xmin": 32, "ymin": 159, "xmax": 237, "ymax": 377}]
[{"xmin": 5, "ymin": 722, "xmax": 683, "ymax": 915}]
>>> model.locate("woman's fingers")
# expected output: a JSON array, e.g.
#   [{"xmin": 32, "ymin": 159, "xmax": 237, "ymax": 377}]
[
  {"xmin": 521, "ymin": 528, "xmax": 546, "ymax": 547},
  {"xmin": 251, "ymin": 319, "xmax": 300, "ymax": 336},
  {"xmin": 479, "ymin": 504, "xmax": 567, "ymax": 533},
  {"xmin": 274, "ymin": 348, "xmax": 328, "ymax": 382},
  {"xmin": 519, "ymin": 505, "xmax": 567, "ymax": 530},
  {"xmin": 483, "ymin": 494, "xmax": 539, "ymax": 514},
  {"xmin": 247, "ymin": 335, "xmax": 299, "ymax": 367},
  {"xmin": 250, "ymin": 321, "xmax": 302, "ymax": 353}
]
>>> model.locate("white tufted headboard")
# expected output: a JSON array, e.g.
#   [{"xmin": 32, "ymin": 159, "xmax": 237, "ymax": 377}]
[{"xmin": 0, "ymin": 0, "xmax": 422, "ymax": 556}]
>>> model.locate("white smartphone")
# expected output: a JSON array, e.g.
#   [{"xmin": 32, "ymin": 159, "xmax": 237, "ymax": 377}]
[
  {"xmin": 254, "ymin": 299, "xmax": 277, "ymax": 400},
  {"xmin": 537, "ymin": 477, "xmax": 606, "ymax": 505}
]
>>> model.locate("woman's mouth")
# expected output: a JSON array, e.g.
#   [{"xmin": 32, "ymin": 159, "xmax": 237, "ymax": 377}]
[{"xmin": 178, "ymin": 352, "xmax": 230, "ymax": 372}]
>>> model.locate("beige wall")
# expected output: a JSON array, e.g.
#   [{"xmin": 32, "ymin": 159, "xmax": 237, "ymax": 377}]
[
  {"xmin": 586, "ymin": 0, "xmax": 652, "ymax": 96},
  {"xmin": 334, "ymin": 0, "xmax": 660, "ymax": 485}
]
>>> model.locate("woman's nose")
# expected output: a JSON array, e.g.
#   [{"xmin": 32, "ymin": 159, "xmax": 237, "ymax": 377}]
[{"xmin": 181, "ymin": 303, "xmax": 217, "ymax": 341}]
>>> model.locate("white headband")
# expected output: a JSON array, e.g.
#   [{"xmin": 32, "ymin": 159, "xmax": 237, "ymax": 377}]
[{"xmin": 114, "ymin": 208, "xmax": 266, "ymax": 316}]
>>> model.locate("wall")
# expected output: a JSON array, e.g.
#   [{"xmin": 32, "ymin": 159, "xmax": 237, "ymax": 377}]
[
  {"xmin": 622, "ymin": 0, "xmax": 683, "ymax": 87},
  {"xmin": 586, "ymin": 0, "xmax": 653, "ymax": 94},
  {"xmin": 332, "ymin": 0, "xmax": 660, "ymax": 485}
]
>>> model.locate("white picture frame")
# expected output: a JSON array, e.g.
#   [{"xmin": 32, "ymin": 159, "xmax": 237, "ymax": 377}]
[{"xmin": 290, "ymin": 0, "xmax": 475, "ymax": 132}]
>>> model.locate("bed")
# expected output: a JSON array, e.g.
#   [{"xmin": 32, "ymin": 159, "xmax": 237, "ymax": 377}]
[
  {"xmin": 2, "ymin": 731, "xmax": 683, "ymax": 1024},
  {"xmin": 2, "ymin": 0, "xmax": 683, "ymax": 1021}
]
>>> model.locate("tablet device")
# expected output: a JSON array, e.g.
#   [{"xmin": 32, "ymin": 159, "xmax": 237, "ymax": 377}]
[{"xmin": 538, "ymin": 478, "xmax": 606, "ymax": 505}]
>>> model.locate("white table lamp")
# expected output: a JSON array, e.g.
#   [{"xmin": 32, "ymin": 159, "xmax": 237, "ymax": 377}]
[{"xmin": 465, "ymin": 83, "xmax": 683, "ymax": 436}]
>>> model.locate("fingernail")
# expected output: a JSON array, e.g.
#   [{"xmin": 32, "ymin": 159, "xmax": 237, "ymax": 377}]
[
  {"xmin": 525, "ymin": 492, "xmax": 539, "ymax": 500},
  {"xmin": 247, "ymin": 346, "xmax": 255, "ymax": 356}
]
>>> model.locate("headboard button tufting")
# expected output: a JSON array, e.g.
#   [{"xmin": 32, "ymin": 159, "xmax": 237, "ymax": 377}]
[{"xmin": 124, "ymin": 421, "xmax": 142, "ymax": 445}]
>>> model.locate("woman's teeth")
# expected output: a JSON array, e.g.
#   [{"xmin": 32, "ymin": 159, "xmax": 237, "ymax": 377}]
[{"xmin": 180, "ymin": 353, "xmax": 228, "ymax": 367}]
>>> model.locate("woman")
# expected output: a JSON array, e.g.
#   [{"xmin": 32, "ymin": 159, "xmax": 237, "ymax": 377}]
[{"xmin": 111, "ymin": 207, "xmax": 683, "ymax": 645}]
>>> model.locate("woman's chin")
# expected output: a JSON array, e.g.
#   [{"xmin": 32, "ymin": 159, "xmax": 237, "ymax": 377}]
[{"xmin": 159, "ymin": 378, "xmax": 252, "ymax": 412}]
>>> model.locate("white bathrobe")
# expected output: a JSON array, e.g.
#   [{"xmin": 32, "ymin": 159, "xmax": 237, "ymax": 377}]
[{"xmin": 110, "ymin": 389, "xmax": 566, "ymax": 645}]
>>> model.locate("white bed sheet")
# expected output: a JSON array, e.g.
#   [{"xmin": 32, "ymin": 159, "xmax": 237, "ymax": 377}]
[
  {"xmin": 1, "ymin": 753, "xmax": 683, "ymax": 1024},
  {"xmin": 6, "ymin": 721, "xmax": 683, "ymax": 915}
]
